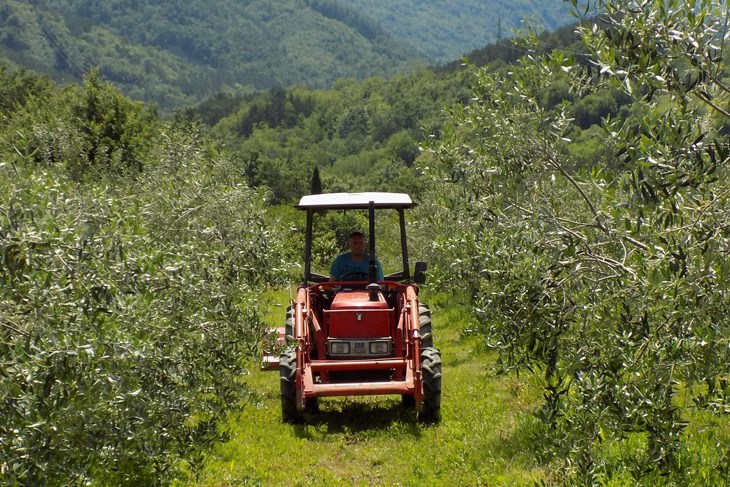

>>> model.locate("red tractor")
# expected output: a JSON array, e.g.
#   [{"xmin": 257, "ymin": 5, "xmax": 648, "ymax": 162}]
[{"xmin": 272, "ymin": 192, "xmax": 441, "ymax": 423}]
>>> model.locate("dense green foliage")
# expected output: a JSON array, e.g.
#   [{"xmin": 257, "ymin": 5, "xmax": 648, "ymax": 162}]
[
  {"xmin": 423, "ymin": 0, "xmax": 730, "ymax": 483},
  {"xmin": 204, "ymin": 70, "xmax": 473, "ymax": 203},
  {"xmin": 0, "ymin": 70, "xmax": 287, "ymax": 484},
  {"xmin": 195, "ymin": 22, "xmax": 630, "ymax": 206}
]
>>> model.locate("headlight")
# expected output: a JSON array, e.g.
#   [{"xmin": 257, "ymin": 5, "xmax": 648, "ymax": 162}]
[
  {"xmin": 330, "ymin": 342, "xmax": 350, "ymax": 355},
  {"xmin": 370, "ymin": 341, "xmax": 390, "ymax": 355}
]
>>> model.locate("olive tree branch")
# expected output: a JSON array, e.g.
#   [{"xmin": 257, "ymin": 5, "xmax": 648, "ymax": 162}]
[
  {"xmin": 0, "ymin": 315, "xmax": 30, "ymax": 337},
  {"xmin": 545, "ymin": 152, "xmax": 606, "ymax": 233},
  {"xmin": 693, "ymin": 91, "xmax": 730, "ymax": 119}
]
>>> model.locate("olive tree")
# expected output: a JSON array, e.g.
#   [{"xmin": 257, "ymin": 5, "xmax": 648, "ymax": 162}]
[
  {"xmin": 1, "ymin": 113, "xmax": 284, "ymax": 484},
  {"xmin": 423, "ymin": 0, "xmax": 730, "ymax": 482}
]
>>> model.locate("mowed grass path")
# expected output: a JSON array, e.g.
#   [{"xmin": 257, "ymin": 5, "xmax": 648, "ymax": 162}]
[{"xmin": 196, "ymin": 294, "xmax": 546, "ymax": 486}]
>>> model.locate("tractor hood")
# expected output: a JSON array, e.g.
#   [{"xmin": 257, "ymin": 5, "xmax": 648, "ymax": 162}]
[
  {"xmin": 330, "ymin": 289, "xmax": 389, "ymax": 310},
  {"xmin": 326, "ymin": 289, "xmax": 392, "ymax": 339}
]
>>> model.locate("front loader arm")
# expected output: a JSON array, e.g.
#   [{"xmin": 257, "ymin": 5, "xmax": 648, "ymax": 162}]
[
  {"xmin": 405, "ymin": 285, "xmax": 424, "ymax": 407},
  {"xmin": 293, "ymin": 287, "xmax": 310, "ymax": 412}
]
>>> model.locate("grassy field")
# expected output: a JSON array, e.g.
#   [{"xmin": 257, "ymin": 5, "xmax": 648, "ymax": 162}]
[
  {"xmin": 194, "ymin": 291, "xmax": 548, "ymax": 486},
  {"xmin": 189, "ymin": 289, "xmax": 730, "ymax": 487}
]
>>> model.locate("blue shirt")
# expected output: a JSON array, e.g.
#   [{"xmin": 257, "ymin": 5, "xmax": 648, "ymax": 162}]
[{"xmin": 330, "ymin": 253, "xmax": 383, "ymax": 281}]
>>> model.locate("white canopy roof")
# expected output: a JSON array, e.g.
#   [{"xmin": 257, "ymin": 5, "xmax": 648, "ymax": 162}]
[{"xmin": 297, "ymin": 192, "xmax": 414, "ymax": 210}]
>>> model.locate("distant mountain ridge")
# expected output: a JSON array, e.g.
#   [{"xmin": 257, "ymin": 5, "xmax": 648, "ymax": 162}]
[
  {"xmin": 338, "ymin": 0, "xmax": 575, "ymax": 62},
  {"xmin": 0, "ymin": 0, "xmax": 574, "ymax": 110}
]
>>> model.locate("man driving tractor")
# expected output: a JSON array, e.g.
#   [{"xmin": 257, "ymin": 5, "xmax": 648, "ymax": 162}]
[
  {"xmin": 268, "ymin": 192, "xmax": 440, "ymax": 424},
  {"xmin": 329, "ymin": 231, "xmax": 383, "ymax": 281}
]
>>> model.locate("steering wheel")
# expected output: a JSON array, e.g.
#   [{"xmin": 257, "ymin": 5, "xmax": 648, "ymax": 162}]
[{"xmin": 339, "ymin": 271, "xmax": 369, "ymax": 282}]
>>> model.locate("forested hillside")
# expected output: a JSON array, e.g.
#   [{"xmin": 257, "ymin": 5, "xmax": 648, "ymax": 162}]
[
  {"xmin": 339, "ymin": 0, "xmax": 575, "ymax": 62},
  {"xmin": 0, "ymin": 0, "xmax": 421, "ymax": 110},
  {"xmin": 2, "ymin": 0, "xmax": 729, "ymax": 485},
  {"xmin": 198, "ymin": 70, "xmax": 472, "ymax": 203},
  {"xmin": 190, "ymin": 23, "xmax": 603, "ymax": 205},
  {"xmin": 0, "ymin": 0, "xmax": 575, "ymax": 111}
]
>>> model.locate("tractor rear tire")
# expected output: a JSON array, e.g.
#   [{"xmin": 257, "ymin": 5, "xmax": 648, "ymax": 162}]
[
  {"xmin": 418, "ymin": 304, "xmax": 433, "ymax": 348},
  {"xmin": 419, "ymin": 347, "xmax": 442, "ymax": 423},
  {"xmin": 279, "ymin": 348, "xmax": 302, "ymax": 423}
]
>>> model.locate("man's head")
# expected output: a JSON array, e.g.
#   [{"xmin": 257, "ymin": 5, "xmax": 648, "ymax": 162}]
[{"xmin": 347, "ymin": 231, "xmax": 365, "ymax": 257}]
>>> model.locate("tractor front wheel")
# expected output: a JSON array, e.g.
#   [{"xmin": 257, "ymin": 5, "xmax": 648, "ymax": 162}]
[
  {"xmin": 279, "ymin": 348, "xmax": 302, "ymax": 423},
  {"xmin": 418, "ymin": 304, "xmax": 433, "ymax": 348},
  {"xmin": 419, "ymin": 347, "xmax": 442, "ymax": 423}
]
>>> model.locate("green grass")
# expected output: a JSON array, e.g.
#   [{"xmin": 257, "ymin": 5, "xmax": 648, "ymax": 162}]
[{"xmin": 194, "ymin": 291, "xmax": 547, "ymax": 486}]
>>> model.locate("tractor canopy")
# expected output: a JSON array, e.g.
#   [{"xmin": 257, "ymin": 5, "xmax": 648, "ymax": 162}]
[
  {"xmin": 296, "ymin": 192, "xmax": 415, "ymax": 210},
  {"xmin": 296, "ymin": 192, "xmax": 424, "ymax": 285}
]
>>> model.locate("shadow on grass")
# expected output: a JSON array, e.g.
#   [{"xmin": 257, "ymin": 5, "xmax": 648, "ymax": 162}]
[{"xmin": 292, "ymin": 397, "xmax": 427, "ymax": 439}]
